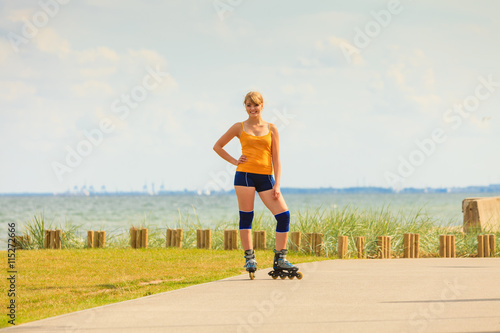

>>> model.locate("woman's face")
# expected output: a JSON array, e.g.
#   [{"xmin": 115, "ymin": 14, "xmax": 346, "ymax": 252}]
[{"xmin": 245, "ymin": 101, "xmax": 263, "ymax": 118}]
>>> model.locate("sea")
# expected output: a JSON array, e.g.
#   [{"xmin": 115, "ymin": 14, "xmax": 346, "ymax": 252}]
[{"xmin": 2, "ymin": 192, "xmax": 499, "ymax": 248}]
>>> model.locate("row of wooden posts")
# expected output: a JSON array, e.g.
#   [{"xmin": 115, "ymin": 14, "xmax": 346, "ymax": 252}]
[
  {"xmin": 143, "ymin": 230, "xmax": 498, "ymax": 258},
  {"xmin": 24, "ymin": 230, "xmax": 497, "ymax": 257}
]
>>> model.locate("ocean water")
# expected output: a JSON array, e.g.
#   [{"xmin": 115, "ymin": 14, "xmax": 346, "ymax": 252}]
[{"xmin": 2, "ymin": 192, "xmax": 498, "ymax": 239}]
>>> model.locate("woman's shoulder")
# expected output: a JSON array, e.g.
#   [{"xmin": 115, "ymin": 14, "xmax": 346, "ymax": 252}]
[
  {"xmin": 267, "ymin": 122, "xmax": 278, "ymax": 132},
  {"xmin": 230, "ymin": 122, "xmax": 243, "ymax": 137}
]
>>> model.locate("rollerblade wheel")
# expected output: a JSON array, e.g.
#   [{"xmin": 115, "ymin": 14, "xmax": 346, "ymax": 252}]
[
  {"xmin": 280, "ymin": 275, "xmax": 287, "ymax": 280},
  {"xmin": 288, "ymin": 275, "xmax": 294, "ymax": 280},
  {"xmin": 272, "ymin": 274, "xmax": 278, "ymax": 280},
  {"xmin": 249, "ymin": 272, "xmax": 254, "ymax": 280},
  {"xmin": 296, "ymin": 272, "xmax": 303, "ymax": 280}
]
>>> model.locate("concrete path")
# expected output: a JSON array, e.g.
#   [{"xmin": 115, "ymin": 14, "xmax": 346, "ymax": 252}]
[{"xmin": 3, "ymin": 258, "xmax": 500, "ymax": 333}]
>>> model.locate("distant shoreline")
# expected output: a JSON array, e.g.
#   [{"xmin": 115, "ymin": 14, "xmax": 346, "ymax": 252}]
[{"xmin": 1, "ymin": 184, "xmax": 500, "ymax": 196}]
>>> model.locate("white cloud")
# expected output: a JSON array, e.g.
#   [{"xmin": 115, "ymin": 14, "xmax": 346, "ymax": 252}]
[{"xmin": 35, "ymin": 27, "xmax": 71, "ymax": 58}]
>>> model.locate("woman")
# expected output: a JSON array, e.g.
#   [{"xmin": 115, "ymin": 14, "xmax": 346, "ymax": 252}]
[{"xmin": 213, "ymin": 91, "xmax": 300, "ymax": 279}]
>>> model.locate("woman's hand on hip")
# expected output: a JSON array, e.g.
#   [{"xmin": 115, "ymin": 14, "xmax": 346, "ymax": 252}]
[{"xmin": 236, "ymin": 155, "xmax": 247, "ymax": 165}]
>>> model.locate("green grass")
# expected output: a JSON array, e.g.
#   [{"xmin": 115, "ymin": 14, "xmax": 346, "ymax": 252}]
[{"xmin": 1, "ymin": 248, "xmax": 326, "ymax": 328}]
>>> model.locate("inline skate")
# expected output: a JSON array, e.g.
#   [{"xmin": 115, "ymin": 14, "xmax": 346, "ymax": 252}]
[
  {"xmin": 244, "ymin": 249, "xmax": 257, "ymax": 280},
  {"xmin": 268, "ymin": 249, "xmax": 303, "ymax": 280}
]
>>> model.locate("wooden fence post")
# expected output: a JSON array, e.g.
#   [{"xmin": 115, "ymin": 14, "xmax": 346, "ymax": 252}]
[
  {"xmin": 87, "ymin": 231, "xmax": 94, "ymax": 248},
  {"xmin": 378, "ymin": 236, "xmax": 391, "ymax": 259},
  {"xmin": 355, "ymin": 236, "xmax": 365, "ymax": 258},
  {"xmin": 289, "ymin": 231, "xmax": 301, "ymax": 251},
  {"xmin": 99, "ymin": 231, "xmax": 106, "ymax": 248},
  {"xmin": 141, "ymin": 228, "xmax": 148, "ymax": 249},
  {"xmin": 130, "ymin": 228, "xmax": 137, "ymax": 249},
  {"xmin": 253, "ymin": 230, "xmax": 266, "ymax": 250},
  {"xmin": 337, "ymin": 236, "xmax": 348, "ymax": 259},
  {"xmin": 43, "ymin": 230, "xmax": 50, "ymax": 249}
]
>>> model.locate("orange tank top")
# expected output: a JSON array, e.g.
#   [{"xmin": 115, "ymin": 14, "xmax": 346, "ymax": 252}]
[{"xmin": 236, "ymin": 122, "xmax": 273, "ymax": 175}]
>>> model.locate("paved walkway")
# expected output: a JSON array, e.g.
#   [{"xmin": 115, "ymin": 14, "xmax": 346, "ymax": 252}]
[{"xmin": 3, "ymin": 258, "xmax": 500, "ymax": 333}]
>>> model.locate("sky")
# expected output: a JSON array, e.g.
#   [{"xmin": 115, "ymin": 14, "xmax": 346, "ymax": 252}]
[{"xmin": 1, "ymin": 0, "xmax": 499, "ymax": 194}]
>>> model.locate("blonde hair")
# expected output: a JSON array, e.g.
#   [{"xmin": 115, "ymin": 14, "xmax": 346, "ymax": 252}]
[{"xmin": 244, "ymin": 91, "xmax": 264, "ymax": 105}]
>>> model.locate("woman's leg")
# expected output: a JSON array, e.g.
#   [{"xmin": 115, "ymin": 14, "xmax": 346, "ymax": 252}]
[
  {"xmin": 235, "ymin": 185, "xmax": 256, "ymax": 250},
  {"xmin": 258, "ymin": 189, "xmax": 289, "ymax": 250}
]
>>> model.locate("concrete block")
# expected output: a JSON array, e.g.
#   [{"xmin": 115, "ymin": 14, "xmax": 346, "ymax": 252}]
[{"xmin": 463, "ymin": 196, "xmax": 500, "ymax": 233}]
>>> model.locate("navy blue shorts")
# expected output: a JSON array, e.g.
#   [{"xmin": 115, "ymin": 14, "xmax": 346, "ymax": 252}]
[{"xmin": 234, "ymin": 171, "xmax": 275, "ymax": 192}]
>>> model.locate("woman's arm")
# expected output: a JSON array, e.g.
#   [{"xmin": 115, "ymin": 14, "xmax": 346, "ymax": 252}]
[
  {"xmin": 270, "ymin": 123, "xmax": 281, "ymax": 199},
  {"xmin": 213, "ymin": 123, "xmax": 246, "ymax": 166}
]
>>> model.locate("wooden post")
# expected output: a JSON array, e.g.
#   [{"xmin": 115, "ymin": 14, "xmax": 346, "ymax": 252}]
[
  {"xmin": 385, "ymin": 236, "xmax": 391, "ymax": 259},
  {"xmin": 483, "ymin": 234, "xmax": 490, "ymax": 257},
  {"xmin": 477, "ymin": 235, "xmax": 482, "ymax": 257},
  {"xmin": 169, "ymin": 229, "xmax": 174, "ymax": 247},
  {"xmin": 404, "ymin": 233, "xmax": 419, "ymax": 258},
  {"xmin": 489, "ymin": 234, "xmax": 496, "ymax": 257},
  {"xmin": 450, "ymin": 235, "xmax": 456, "ymax": 258},
  {"xmin": 204, "ymin": 229, "xmax": 211, "ymax": 249},
  {"xmin": 140, "ymin": 228, "xmax": 148, "ymax": 249},
  {"xmin": 233, "ymin": 230, "xmax": 238, "ymax": 250},
  {"xmin": 197, "ymin": 229, "xmax": 210, "ymax": 249},
  {"xmin": 314, "ymin": 233, "xmax": 320, "ymax": 256},
  {"xmin": 49, "ymin": 230, "xmax": 56, "ymax": 249},
  {"xmin": 130, "ymin": 228, "xmax": 137, "ymax": 249},
  {"xmin": 99, "ymin": 231, "xmax": 106, "ymax": 248},
  {"xmin": 165, "ymin": 229, "xmax": 171, "ymax": 247},
  {"xmin": 446, "ymin": 235, "xmax": 455, "ymax": 258},
  {"xmin": 302, "ymin": 233, "xmax": 312, "ymax": 254},
  {"xmin": 478, "ymin": 234, "xmax": 493, "ymax": 257},
  {"xmin": 414, "ymin": 234, "xmax": 420, "ymax": 258},
  {"xmin": 253, "ymin": 231, "xmax": 266, "ymax": 250},
  {"xmin": 439, "ymin": 235, "xmax": 447, "ymax": 257},
  {"xmin": 226, "ymin": 230, "xmax": 234, "ymax": 250},
  {"xmin": 377, "ymin": 236, "xmax": 391, "ymax": 259},
  {"xmin": 136, "ymin": 228, "xmax": 142, "ymax": 248},
  {"xmin": 43, "ymin": 230, "xmax": 50, "ymax": 249},
  {"xmin": 176, "ymin": 229, "xmax": 183, "ymax": 248},
  {"xmin": 403, "ymin": 233, "xmax": 411, "ymax": 258},
  {"xmin": 54, "ymin": 230, "xmax": 62, "ymax": 249},
  {"xmin": 355, "ymin": 236, "xmax": 365, "ymax": 258},
  {"xmin": 92, "ymin": 231, "xmax": 98, "ymax": 249},
  {"xmin": 337, "ymin": 236, "xmax": 348, "ymax": 259},
  {"xmin": 377, "ymin": 236, "xmax": 384, "ymax": 258},
  {"xmin": 166, "ymin": 229, "xmax": 181, "ymax": 248},
  {"xmin": 289, "ymin": 231, "xmax": 301, "ymax": 251},
  {"xmin": 440, "ymin": 235, "xmax": 455, "ymax": 258},
  {"xmin": 87, "ymin": 231, "xmax": 94, "ymax": 248}
]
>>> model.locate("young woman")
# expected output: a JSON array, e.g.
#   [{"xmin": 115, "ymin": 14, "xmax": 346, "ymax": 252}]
[{"xmin": 213, "ymin": 91, "xmax": 300, "ymax": 279}]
